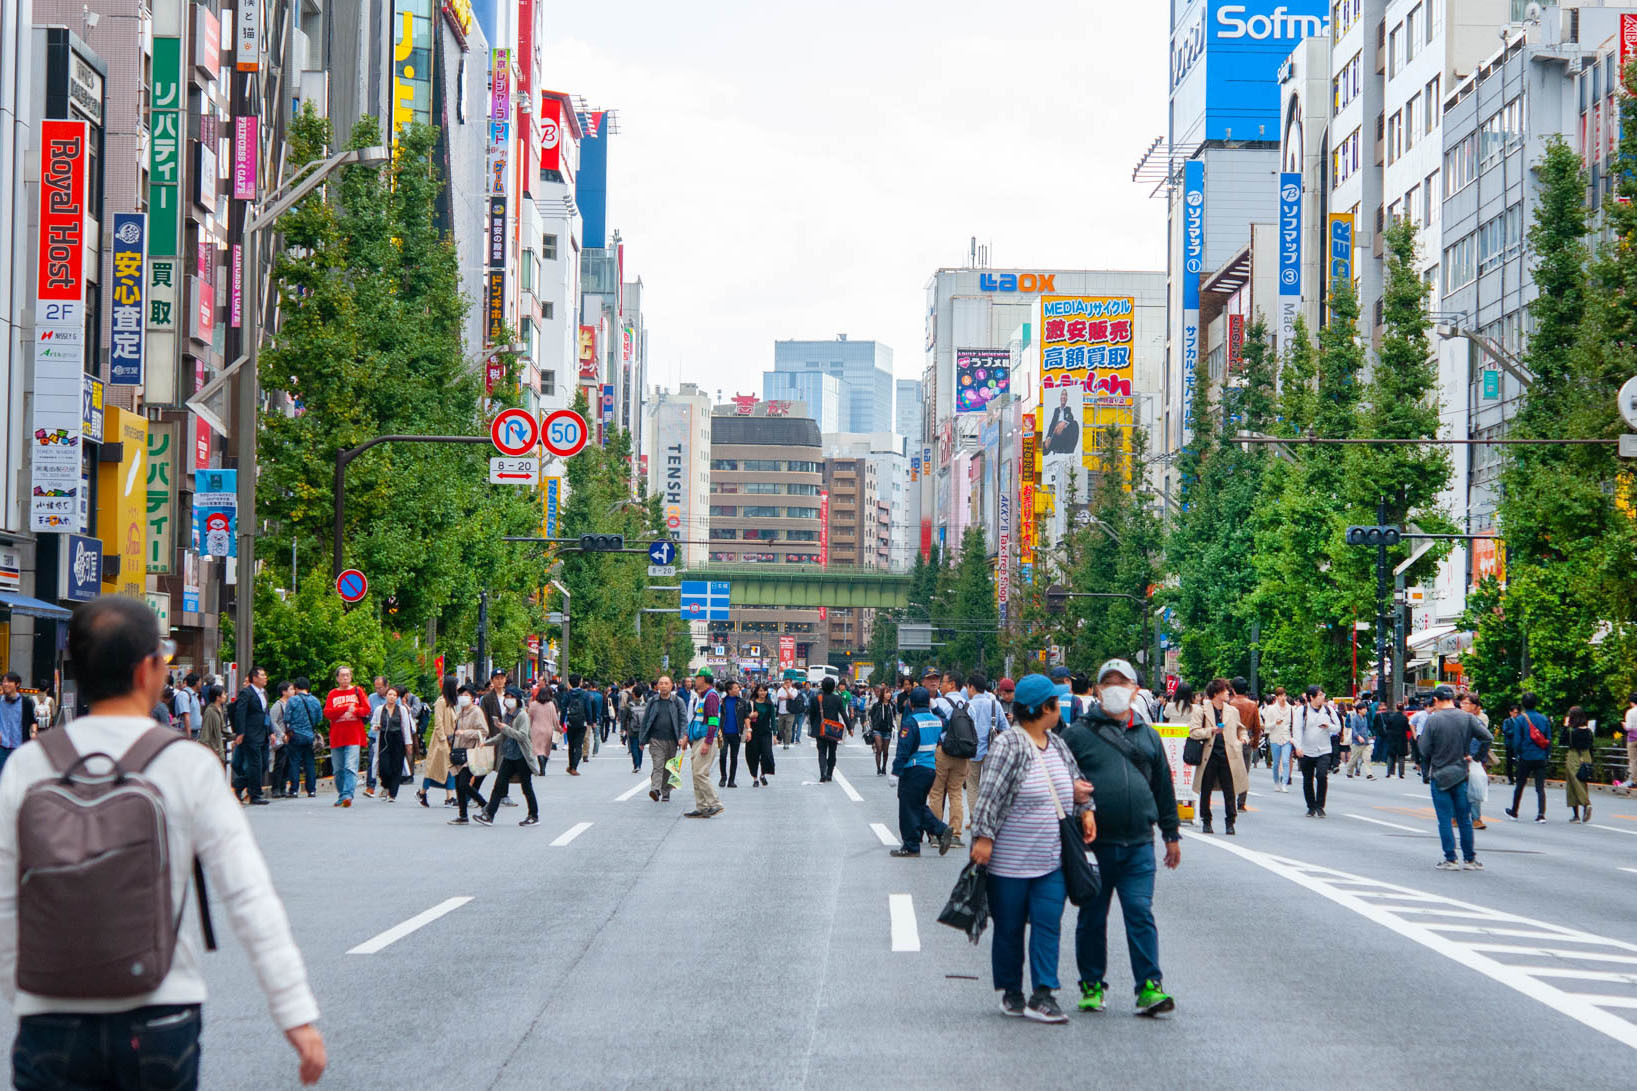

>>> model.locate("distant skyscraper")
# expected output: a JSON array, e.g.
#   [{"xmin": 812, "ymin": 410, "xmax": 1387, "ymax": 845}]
[
  {"xmin": 766, "ymin": 336, "xmax": 893, "ymax": 434},
  {"xmin": 895, "ymin": 379, "xmax": 923, "ymax": 442}
]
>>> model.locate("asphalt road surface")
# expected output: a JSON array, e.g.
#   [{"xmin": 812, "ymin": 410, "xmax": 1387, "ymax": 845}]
[{"xmin": 20, "ymin": 739, "xmax": 1637, "ymax": 1089}]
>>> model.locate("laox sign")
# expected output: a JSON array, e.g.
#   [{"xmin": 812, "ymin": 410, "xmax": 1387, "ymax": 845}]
[{"xmin": 978, "ymin": 272, "xmax": 1055, "ymax": 293}]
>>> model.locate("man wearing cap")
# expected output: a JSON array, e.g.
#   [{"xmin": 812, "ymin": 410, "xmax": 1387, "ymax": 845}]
[
  {"xmin": 684, "ymin": 670, "xmax": 723, "ymax": 818},
  {"xmin": 995, "ymin": 677, "xmax": 1015, "ymax": 727},
  {"xmin": 1049, "ymin": 666, "xmax": 1075, "ymax": 732},
  {"xmin": 1060, "ymin": 659, "xmax": 1179, "ymax": 1016},
  {"xmin": 889, "ymin": 687, "xmax": 954, "ymax": 857},
  {"xmin": 1420, "ymin": 685, "xmax": 1491, "ymax": 870}
]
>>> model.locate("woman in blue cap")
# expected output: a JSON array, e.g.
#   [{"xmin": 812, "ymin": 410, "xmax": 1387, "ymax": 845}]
[{"xmin": 968, "ymin": 673, "xmax": 1095, "ymax": 1024}]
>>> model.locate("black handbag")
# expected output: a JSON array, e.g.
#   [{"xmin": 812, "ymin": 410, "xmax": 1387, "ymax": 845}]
[
  {"xmin": 1182, "ymin": 735, "xmax": 1205, "ymax": 766},
  {"xmin": 1576, "ymin": 761, "xmax": 1596, "ymax": 783},
  {"xmin": 1027, "ymin": 730, "xmax": 1102, "ymax": 907},
  {"xmin": 449, "ymin": 747, "xmax": 468, "ymax": 767},
  {"xmin": 937, "ymin": 861, "xmax": 990, "ymax": 944}
]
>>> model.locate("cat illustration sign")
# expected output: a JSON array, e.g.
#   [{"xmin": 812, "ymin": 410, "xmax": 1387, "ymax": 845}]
[
  {"xmin": 336, "ymin": 569, "xmax": 368, "ymax": 603},
  {"xmin": 490, "ymin": 408, "xmax": 539, "ymax": 457},
  {"xmin": 541, "ymin": 409, "xmax": 589, "ymax": 458}
]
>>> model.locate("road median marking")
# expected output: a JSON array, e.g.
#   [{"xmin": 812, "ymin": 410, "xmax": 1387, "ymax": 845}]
[
  {"xmin": 615, "ymin": 778, "xmax": 650, "ymax": 802},
  {"xmin": 1346, "ymin": 813, "xmax": 1424, "ymax": 833},
  {"xmin": 889, "ymin": 893, "xmax": 920, "ymax": 952},
  {"xmin": 348, "ymin": 896, "xmax": 473, "ymax": 955},
  {"xmin": 832, "ymin": 770, "xmax": 863, "ymax": 803},
  {"xmin": 1184, "ymin": 831, "xmax": 1637, "ymax": 1051},
  {"xmin": 1591, "ymin": 824, "xmax": 1637, "ymax": 838},
  {"xmin": 551, "ymin": 821, "xmax": 594, "ymax": 846},
  {"xmin": 870, "ymin": 822, "xmax": 897, "ymax": 847}
]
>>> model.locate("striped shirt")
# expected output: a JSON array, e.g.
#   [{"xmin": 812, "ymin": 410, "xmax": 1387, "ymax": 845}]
[{"xmin": 988, "ymin": 741, "xmax": 1073, "ymax": 879}]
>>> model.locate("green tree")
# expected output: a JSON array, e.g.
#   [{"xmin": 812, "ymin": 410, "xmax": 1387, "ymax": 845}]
[{"xmin": 943, "ymin": 526, "xmax": 1000, "ymax": 672}]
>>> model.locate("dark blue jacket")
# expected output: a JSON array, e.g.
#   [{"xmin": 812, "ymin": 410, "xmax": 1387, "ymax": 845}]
[
  {"xmin": 892, "ymin": 709, "xmax": 942, "ymax": 776},
  {"xmin": 1514, "ymin": 710, "xmax": 1552, "ymax": 761}
]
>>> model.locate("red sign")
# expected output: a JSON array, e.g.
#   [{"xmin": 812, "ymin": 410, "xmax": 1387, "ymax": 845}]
[
  {"xmin": 484, "ymin": 355, "xmax": 505, "ymax": 395},
  {"xmin": 491, "ymin": 408, "xmax": 539, "ymax": 456},
  {"xmin": 818, "ymin": 490, "xmax": 829, "ymax": 567},
  {"xmin": 526, "ymin": 635, "xmax": 541, "ymax": 657},
  {"xmin": 578, "ymin": 324, "xmax": 598, "ymax": 379},
  {"xmin": 731, "ymin": 394, "xmax": 757, "ymax": 416},
  {"xmin": 539, "ymin": 95, "xmax": 564, "ymax": 172},
  {"xmin": 1622, "ymin": 15, "xmax": 1637, "ymax": 88},
  {"xmin": 36, "ymin": 120, "xmax": 89, "ymax": 302},
  {"xmin": 778, "ymin": 636, "xmax": 796, "ymax": 671}
]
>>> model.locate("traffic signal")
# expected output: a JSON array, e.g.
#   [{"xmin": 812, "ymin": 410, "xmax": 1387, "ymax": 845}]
[
  {"xmin": 1046, "ymin": 584, "xmax": 1070, "ymax": 615},
  {"xmin": 578, "ymin": 534, "xmax": 626, "ymax": 553},
  {"xmin": 1345, "ymin": 526, "xmax": 1402, "ymax": 548}
]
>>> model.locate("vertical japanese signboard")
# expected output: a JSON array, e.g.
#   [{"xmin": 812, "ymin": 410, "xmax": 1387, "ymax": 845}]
[
  {"xmin": 236, "ymin": 0, "xmax": 261, "ymax": 71},
  {"xmin": 1181, "ymin": 160, "xmax": 1204, "ymax": 447},
  {"xmin": 392, "ymin": 0, "xmax": 433, "ymax": 141},
  {"xmin": 1277, "ymin": 172, "xmax": 1302, "ymax": 354},
  {"xmin": 997, "ymin": 493, "xmax": 1011, "ymax": 621},
  {"xmin": 108, "ymin": 213, "xmax": 147, "ymax": 386},
  {"xmin": 818, "ymin": 490, "xmax": 830, "ymax": 567},
  {"xmin": 148, "ymin": 37, "xmax": 182, "ymax": 256},
  {"xmin": 487, "ymin": 48, "xmax": 509, "ymax": 195},
  {"xmin": 1040, "ymin": 296, "xmax": 1135, "ymax": 495},
  {"xmin": 31, "ymin": 119, "xmax": 90, "ymax": 532},
  {"xmin": 232, "ymin": 116, "xmax": 257, "ymax": 200},
  {"xmin": 147, "ymin": 423, "xmax": 176, "ymax": 573}
]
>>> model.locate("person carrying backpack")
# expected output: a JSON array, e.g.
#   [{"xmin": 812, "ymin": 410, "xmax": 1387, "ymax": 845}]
[
  {"xmin": 930, "ymin": 670, "xmax": 978, "ymax": 846},
  {"xmin": 0, "ymin": 597, "xmax": 325, "ymax": 1088},
  {"xmin": 559, "ymin": 674, "xmax": 591, "ymax": 775}
]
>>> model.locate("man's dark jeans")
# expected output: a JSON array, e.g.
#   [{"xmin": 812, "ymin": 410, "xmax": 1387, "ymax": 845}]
[
  {"xmin": 566, "ymin": 725, "xmax": 587, "ymax": 771},
  {"xmin": 1512, "ymin": 759, "xmax": 1547, "ymax": 817},
  {"xmin": 1076, "ymin": 840, "xmax": 1162, "ymax": 993},
  {"xmin": 237, "ymin": 741, "xmax": 266, "ymax": 801},
  {"xmin": 896, "ymin": 765, "xmax": 945, "ymax": 851},
  {"xmin": 484, "ymin": 756, "xmax": 539, "ymax": 820},
  {"xmin": 1299, "ymin": 754, "xmax": 1330, "ymax": 811},
  {"xmin": 284, "ymin": 739, "xmax": 317, "ymax": 795},
  {"xmin": 14, "ymin": 1003, "xmax": 201, "ymax": 1089}
]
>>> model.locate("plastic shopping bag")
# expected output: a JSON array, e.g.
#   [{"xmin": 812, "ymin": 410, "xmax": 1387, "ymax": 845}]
[
  {"xmin": 1466, "ymin": 760, "xmax": 1488, "ymax": 803},
  {"xmin": 937, "ymin": 862, "xmax": 990, "ymax": 945},
  {"xmin": 665, "ymin": 753, "xmax": 685, "ymax": 789}
]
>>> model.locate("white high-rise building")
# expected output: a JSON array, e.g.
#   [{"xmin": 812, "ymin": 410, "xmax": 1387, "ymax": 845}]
[{"xmin": 645, "ymin": 383, "xmax": 713, "ymax": 568}]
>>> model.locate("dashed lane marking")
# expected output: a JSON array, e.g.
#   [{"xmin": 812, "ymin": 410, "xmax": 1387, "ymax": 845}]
[
  {"xmin": 348, "ymin": 897, "xmax": 473, "ymax": 955},
  {"xmin": 615, "ymin": 778, "xmax": 650, "ymax": 802},
  {"xmin": 889, "ymin": 893, "xmax": 920, "ymax": 953},
  {"xmin": 1591, "ymin": 824, "xmax": 1637, "ymax": 838},
  {"xmin": 870, "ymin": 822, "xmax": 898, "ymax": 847},
  {"xmin": 832, "ymin": 769, "xmax": 864, "ymax": 803},
  {"xmin": 1184, "ymin": 832, "xmax": 1637, "ymax": 1050},
  {"xmin": 1345, "ymin": 813, "xmax": 1424, "ymax": 834},
  {"xmin": 550, "ymin": 821, "xmax": 593, "ymax": 847}
]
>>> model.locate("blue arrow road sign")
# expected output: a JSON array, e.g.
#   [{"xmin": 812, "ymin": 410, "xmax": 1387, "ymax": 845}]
[
  {"xmin": 680, "ymin": 580, "xmax": 730, "ymax": 621},
  {"xmin": 649, "ymin": 540, "xmax": 676, "ymax": 566}
]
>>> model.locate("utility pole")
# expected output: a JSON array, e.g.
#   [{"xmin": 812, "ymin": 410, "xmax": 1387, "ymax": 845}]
[
  {"xmin": 475, "ymin": 590, "xmax": 488, "ymax": 680},
  {"xmin": 1374, "ymin": 496, "xmax": 1389, "ymax": 702}
]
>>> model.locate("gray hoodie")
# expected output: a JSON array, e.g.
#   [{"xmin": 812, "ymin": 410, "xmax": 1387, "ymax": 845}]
[{"xmin": 1292, "ymin": 701, "xmax": 1339, "ymax": 756}]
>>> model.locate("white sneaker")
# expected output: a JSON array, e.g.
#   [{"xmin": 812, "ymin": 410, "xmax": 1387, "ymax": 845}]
[
  {"xmin": 1462, "ymin": 860, "xmax": 1484, "ymax": 870},
  {"xmin": 1435, "ymin": 860, "xmax": 1461, "ymax": 871}
]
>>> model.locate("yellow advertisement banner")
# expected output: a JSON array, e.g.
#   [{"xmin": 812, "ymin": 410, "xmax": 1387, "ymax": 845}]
[{"xmin": 97, "ymin": 406, "xmax": 147, "ymax": 598}]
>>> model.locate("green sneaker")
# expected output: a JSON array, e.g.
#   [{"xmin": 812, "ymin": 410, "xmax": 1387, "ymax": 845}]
[
  {"xmin": 1136, "ymin": 979, "xmax": 1175, "ymax": 1016},
  {"xmin": 1077, "ymin": 981, "xmax": 1107, "ymax": 1012}
]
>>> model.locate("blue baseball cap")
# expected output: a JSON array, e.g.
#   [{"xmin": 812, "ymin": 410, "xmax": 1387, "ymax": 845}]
[
  {"xmin": 909, "ymin": 686, "xmax": 932, "ymax": 708},
  {"xmin": 1013, "ymin": 674, "xmax": 1058, "ymax": 716}
]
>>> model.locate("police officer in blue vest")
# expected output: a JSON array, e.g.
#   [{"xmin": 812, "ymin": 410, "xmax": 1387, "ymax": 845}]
[{"xmin": 890, "ymin": 686, "xmax": 955, "ymax": 858}]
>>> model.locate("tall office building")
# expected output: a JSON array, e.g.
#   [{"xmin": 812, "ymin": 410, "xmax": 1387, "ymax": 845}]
[
  {"xmin": 894, "ymin": 378, "xmax": 922, "ymax": 442},
  {"xmin": 766, "ymin": 335, "xmax": 894, "ymax": 435},
  {"xmin": 707, "ymin": 403, "xmax": 828, "ymax": 673}
]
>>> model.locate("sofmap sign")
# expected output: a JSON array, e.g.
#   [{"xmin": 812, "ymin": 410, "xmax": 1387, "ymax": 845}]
[
  {"xmin": 1170, "ymin": 1, "xmax": 1330, "ymax": 141},
  {"xmin": 979, "ymin": 272, "xmax": 1055, "ymax": 293},
  {"xmin": 1182, "ymin": 160, "xmax": 1204, "ymax": 311},
  {"xmin": 1277, "ymin": 172, "xmax": 1301, "ymax": 353}
]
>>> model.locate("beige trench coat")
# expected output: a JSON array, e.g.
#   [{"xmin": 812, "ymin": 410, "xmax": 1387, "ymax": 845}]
[
  {"xmin": 1189, "ymin": 701, "xmax": 1248, "ymax": 796},
  {"xmin": 423, "ymin": 697, "xmax": 456, "ymax": 784}
]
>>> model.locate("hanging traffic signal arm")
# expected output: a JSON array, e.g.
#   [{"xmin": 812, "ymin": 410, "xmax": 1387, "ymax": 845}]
[{"xmin": 501, "ymin": 536, "xmax": 649, "ymax": 554}]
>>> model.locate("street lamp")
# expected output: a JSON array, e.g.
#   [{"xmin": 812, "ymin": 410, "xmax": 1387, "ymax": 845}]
[{"xmin": 187, "ymin": 144, "xmax": 391, "ymax": 672}]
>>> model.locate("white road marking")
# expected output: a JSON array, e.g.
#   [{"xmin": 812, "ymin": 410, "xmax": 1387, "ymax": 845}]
[
  {"xmin": 889, "ymin": 893, "xmax": 920, "ymax": 953},
  {"xmin": 1345, "ymin": 813, "xmax": 1424, "ymax": 833},
  {"xmin": 1183, "ymin": 832, "xmax": 1637, "ymax": 1051},
  {"xmin": 615, "ymin": 778, "xmax": 650, "ymax": 802},
  {"xmin": 348, "ymin": 897, "xmax": 473, "ymax": 955},
  {"xmin": 1466, "ymin": 944, "xmax": 1637, "ymax": 967},
  {"xmin": 870, "ymin": 822, "xmax": 898, "ymax": 847},
  {"xmin": 1621, "ymin": 867, "xmax": 1637, "ymax": 875},
  {"xmin": 550, "ymin": 821, "xmax": 593, "ymax": 847},
  {"xmin": 1591, "ymin": 824, "xmax": 1637, "ymax": 838},
  {"xmin": 832, "ymin": 770, "xmax": 863, "ymax": 803}
]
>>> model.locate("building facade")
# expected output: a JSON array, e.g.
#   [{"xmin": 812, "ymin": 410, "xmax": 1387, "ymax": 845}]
[{"xmin": 767, "ymin": 335, "xmax": 894, "ymax": 435}]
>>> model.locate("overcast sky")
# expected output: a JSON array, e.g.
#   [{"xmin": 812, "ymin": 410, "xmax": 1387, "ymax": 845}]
[{"xmin": 540, "ymin": 1, "xmax": 1169, "ymax": 399}]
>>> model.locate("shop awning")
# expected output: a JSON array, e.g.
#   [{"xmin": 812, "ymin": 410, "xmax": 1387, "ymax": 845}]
[
  {"xmin": 1407, "ymin": 624, "xmax": 1458, "ymax": 650},
  {"xmin": 0, "ymin": 592, "xmax": 72, "ymax": 621}
]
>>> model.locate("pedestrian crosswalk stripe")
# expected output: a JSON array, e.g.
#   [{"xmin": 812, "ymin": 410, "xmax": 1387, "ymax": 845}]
[{"xmin": 348, "ymin": 896, "xmax": 474, "ymax": 955}]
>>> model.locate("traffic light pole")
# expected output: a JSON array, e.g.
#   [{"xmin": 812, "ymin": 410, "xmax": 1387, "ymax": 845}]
[{"xmin": 1374, "ymin": 497, "xmax": 1389, "ymax": 702}]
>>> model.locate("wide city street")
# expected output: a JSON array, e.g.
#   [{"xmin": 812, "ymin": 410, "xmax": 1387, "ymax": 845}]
[{"xmin": 85, "ymin": 738, "xmax": 1637, "ymax": 1090}]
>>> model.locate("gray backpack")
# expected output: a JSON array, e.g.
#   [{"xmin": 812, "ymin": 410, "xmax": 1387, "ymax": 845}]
[{"xmin": 17, "ymin": 727, "xmax": 215, "ymax": 999}]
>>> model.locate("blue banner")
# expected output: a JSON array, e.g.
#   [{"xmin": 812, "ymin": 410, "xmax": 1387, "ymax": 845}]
[
  {"xmin": 109, "ymin": 213, "xmax": 147, "ymax": 385},
  {"xmin": 1182, "ymin": 160, "xmax": 1204, "ymax": 311},
  {"xmin": 193, "ymin": 468, "xmax": 238, "ymax": 558},
  {"xmin": 64, "ymin": 534, "xmax": 102, "ymax": 602},
  {"xmin": 1278, "ymin": 173, "xmax": 1301, "ymax": 297}
]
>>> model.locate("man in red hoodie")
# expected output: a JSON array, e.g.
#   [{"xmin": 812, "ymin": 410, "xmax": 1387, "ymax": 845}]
[{"xmin": 323, "ymin": 665, "xmax": 370, "ymax": 807}]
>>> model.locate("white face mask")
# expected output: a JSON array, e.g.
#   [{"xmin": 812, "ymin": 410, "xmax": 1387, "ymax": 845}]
[
  {"xmin": 504, "ymin": 697, "xmax": 518, "ymax": 713},
  {"xmin": 1101, "ymin": 685, "xmax": 1135, "ymax": 716},
  {"xmin": 457, "ymin": 694, "xmax": 473, "ymax": 709}
]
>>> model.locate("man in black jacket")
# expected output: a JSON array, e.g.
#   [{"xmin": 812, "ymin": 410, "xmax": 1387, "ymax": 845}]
[
  {"xmin": 1059, "ymin": 659, "xmax": 1180, "ymax": 1017},
  {"xmin": 232, "ymin": 666, "xmax": 272, "ymax": 804},
  {"xmin": 639, "ymin": 675, "xmax": 688, "ymax": 802}
]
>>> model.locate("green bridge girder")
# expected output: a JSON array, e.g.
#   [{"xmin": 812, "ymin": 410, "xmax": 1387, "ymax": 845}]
[{"xmin": 676, "ymin": 565, "xmax": 912, "ymax": 608}]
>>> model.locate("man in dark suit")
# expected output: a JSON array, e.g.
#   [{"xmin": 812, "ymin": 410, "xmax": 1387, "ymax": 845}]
[
  {"xmin": 232, "ymin": 666, "xmax": 272, "ymax": 804},
  {"xmin": 1044, "ymin": 387, "xmax": 1081, "ymax": 454}
]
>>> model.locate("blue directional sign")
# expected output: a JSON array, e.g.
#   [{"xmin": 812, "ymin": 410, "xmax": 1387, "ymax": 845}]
[
  {"xmin": 680, "ymin": 580, "xmax": 730, "ymax": 621},
  {"xmin": 649, "ymin": 540, "xmax": 677, "ymax": 566}
]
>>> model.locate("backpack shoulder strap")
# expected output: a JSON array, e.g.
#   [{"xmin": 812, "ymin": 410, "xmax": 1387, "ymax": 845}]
[
  {"xmin": 36, "ymin": 726, "xmax": 81, "ymax": 775},
  {"xmin": 119, "ymin": 726, "xmax": 188, "ymax": 776},
  {"xmin": 1095, "ymin": 721, "xmax": 1154, "ymax": 783}
]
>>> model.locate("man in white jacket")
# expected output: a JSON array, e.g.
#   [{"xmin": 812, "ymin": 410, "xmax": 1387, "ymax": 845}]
[
  {"xmin": 1292, "ymin": 684, "xmax": 1340, "ymax": 818},
  {"xmin": 0, "ymin": 597, "xmax": 326, "ymax": 1087}
]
